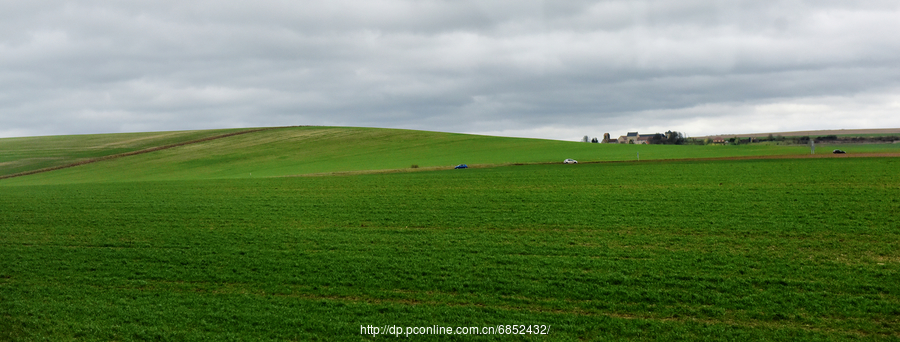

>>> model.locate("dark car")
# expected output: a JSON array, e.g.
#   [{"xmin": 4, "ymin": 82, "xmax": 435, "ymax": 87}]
[
  {"xmin": 454, "ymin": 164, "xmax": 468, "ymax": 169},
  {"xmin": 833, "ymin": 149, "xmax": 846, "ymax": 154}
]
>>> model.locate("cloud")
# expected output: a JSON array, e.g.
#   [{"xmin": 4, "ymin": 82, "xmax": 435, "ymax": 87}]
[{"xmin": 1, "ymin": 1, "xmax": 899, "ymax": 140}]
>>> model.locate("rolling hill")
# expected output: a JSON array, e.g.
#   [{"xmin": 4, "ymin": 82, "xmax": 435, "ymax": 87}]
[{"xmin": 2, "ymin": 126, "xmax": 898, "ymax": 186}]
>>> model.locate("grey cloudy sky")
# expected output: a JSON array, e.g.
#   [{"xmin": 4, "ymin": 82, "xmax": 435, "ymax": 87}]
[{"xmin": 2, "ymin": 1, "xmax": 899, "ymax": 140}]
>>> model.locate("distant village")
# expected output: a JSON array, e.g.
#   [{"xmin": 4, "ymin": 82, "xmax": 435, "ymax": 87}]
[
  {"xmin": 585, "ymin": 131, "xmax": 685, "ymax": 144},
  {"xmin": 586, "ymin": 130, "xmax": 900, "ymax": 145}
]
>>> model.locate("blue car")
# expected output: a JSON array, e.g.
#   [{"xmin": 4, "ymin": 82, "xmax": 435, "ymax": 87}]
[{"xmin": 454, "ymin": 164, "xmax": 468, "ymax": 169}]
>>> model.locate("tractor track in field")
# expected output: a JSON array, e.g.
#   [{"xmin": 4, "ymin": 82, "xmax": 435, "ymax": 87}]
[
  {"xmin": 0, "ymin": 126, "xmax": 287, "ymax": 180},
  {"xmin": 288, "ymin": 152, "xmax": 900, "ymax": 178}
]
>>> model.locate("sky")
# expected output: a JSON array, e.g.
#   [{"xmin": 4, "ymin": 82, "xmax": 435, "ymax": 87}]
[{"xmin": 2, "ymin": 1, "xmax": 899, "ymax": 141}]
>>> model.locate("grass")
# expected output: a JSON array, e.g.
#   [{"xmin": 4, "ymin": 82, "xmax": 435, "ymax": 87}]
[
  {"xmin": 0, "ymin": 128, "xmax": 250, "ymax": 177},
  {"xmin": 2, "ymin": 157, "xmax": 899, "ymax": 340},
  {"xmin": 5, "ymin": 126, "xmax": 898, "ymax": 186}
]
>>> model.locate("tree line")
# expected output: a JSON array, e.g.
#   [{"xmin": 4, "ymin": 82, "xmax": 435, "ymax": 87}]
[{"xmin": 682, "ymin": 134, "xmax": 900, "ymax": 145}]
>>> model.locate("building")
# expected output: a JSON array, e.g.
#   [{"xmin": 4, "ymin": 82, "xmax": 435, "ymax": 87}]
[
  {"xmin": 618, "ymin": 132, "xmax": 639, "ymax": 144},
  {"xmin": 602, "ymin": 133, "xmax": 615, "ymax": 143},
  {"xmin": 615, "ymin": 131, "xmax": 680, "ymax": 144}
]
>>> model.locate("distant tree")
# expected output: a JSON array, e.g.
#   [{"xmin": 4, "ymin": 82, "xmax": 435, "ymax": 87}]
[
  {"xmin": 816, "ymin": 135, "xmax": 838, "ymax": 142},
  {"xmin": 582, "ymin": 135, "xmax": 590, "ymax": 143},
  {"xmin": 649, "ymin": 133, "xmax": 665, "ymax": 144},
  {"xmin": 666, "ymin": 131, "xmax": 685, "ymax": 145},
  {"xmin": 591, "ymin": 137, "xmax": 599, "ymax": 143},
  {"xmin": 767, "ymin": 134, "xmax": 775, "ymax": 142}
]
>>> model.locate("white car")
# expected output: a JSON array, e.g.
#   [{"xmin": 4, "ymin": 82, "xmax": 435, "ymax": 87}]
[{"xmin": 563, "ymin": 159, "xmax": 578, "ymax": 164}]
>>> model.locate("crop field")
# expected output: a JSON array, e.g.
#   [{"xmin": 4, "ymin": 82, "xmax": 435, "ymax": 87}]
[{"xmin": 2, "ymin": 152, "xmax": 899, "ymax": 340}]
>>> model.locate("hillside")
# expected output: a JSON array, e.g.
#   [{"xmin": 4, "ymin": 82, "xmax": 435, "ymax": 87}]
[
  {"xmin": 0, "ymin": 126, "xmax": 607, "ymax": 185},
  {"xmin": 0, "ymin": 128, "xmax": 252, "ymax": 177},
  {"xmin": 3, "ymin": 126, "xmax": 898, "ymax": 186}
]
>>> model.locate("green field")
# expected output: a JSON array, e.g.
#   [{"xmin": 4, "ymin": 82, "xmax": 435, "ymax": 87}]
[
  {"xmin": 0, "ymin": 128, "xmax": 250, "ymax": 177},
  {"xmin": 4, "ymin": 126, "xmax": 895, "ymax": 186},
  {"xmin": 1, "ymin": 127, "xmax": 899, "ymax": 340}
]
